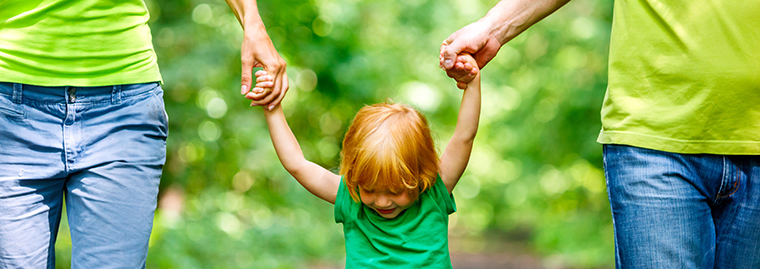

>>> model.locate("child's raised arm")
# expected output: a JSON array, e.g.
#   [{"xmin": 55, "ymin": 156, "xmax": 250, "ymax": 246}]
[
  {"xmin": 439, "ymin": 54, "xmax": 481, "ymax": 193},
  {"xmin": 254, "ymin": 71, "xmax": 341, "ymax": 204}
]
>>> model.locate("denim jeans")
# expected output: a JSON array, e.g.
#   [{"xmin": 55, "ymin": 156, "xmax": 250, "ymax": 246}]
[
  {"xmin": 0, "ymin": 82, "xmax": 168, "ymax": 269},
  {"xmin": 604, "ymin": 144, "xmax": 760, "ymax": 268}
]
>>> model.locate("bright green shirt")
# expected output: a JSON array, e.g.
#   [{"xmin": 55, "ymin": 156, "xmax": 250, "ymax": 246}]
[
  {"xmin": 335, "ymin": 175, "xmax": 456, "ymax": 268},
  {"xmin": 0, "ymin": 0, "xmax": 161, "ymax": 87},
  {"xmin": 598, "ymin": 0, "xmax": 760, "ymax": 154}
]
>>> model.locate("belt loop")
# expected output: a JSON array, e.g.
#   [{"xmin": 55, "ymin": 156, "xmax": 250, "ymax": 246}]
[
  {"xmin": 12, "ymin": 83, "xmax": 22, "ymax": 104},
  {"xmin": 112, "ymin": 85, "xmax": 122, "ymax": 104}
]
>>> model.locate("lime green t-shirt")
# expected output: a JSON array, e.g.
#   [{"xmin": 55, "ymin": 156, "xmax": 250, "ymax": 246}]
[
  {"xmin": 335, "ymin": 175, "xmax": 456, "ymax": 268},
  {"xmin": 0, "ymin": 0, "xmax": 161, "ymax": 86},
  {"xmin": 598, "ymin": 0, "xmax": 760, "ymax": 154}
]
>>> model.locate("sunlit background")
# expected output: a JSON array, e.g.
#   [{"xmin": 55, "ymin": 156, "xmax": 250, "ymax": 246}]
[{"xmin": 53, "ymin": 0, "xmax": 614, "ymax": 268}]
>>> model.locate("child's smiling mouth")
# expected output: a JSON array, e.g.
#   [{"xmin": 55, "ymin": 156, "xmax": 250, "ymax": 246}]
[{"xmin": 375, "ymin": 208, "xmax": 395, "ymax": 215}]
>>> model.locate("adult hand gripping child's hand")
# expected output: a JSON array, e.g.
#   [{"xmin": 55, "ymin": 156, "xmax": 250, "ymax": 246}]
[
  {"xmin": 441, "ymin": 48, "xmax": 480, "ymax": 90},
  {"xmin": 246, "ymin": 70, "xmax": 276, "ymax": 106},
  {"xmin": 440, "ymin": 28, "xmax": 495, "ymax": 90}
]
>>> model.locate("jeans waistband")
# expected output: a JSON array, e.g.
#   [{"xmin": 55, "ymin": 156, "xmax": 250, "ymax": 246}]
[{"xmin": 0, "ymin": 82, "xmax": 160, "ymax": 105}]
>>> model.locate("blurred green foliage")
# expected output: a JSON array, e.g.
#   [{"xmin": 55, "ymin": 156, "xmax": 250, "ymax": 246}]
[{"xmin": 54, "ymin": 0, "xmax": 615, "ymax": 268}]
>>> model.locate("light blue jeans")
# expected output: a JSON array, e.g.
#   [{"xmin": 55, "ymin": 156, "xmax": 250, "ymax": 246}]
[
  {"xmin": 0, "ymin": 82, "xmax": 168, "ymax": 269},
  {"xmin": 604, "ymin": 144, "xmax": 760, "ymax": 268}
]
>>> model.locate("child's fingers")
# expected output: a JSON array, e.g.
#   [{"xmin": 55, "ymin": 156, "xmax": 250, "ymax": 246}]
[
  {"xmin": 456, "ymin": 54, "xmax": 479, "ymax": 80},
  {"xmin": 439, "ymin": 43, "xmax": 448, "ymax": 69},
  {"xmin": 454, "ymin": 61, "xmax": 464, "ymax": 70},
  {"xmin": 461, "ymin": 65, "xmax": 479, "ymax": 85},
  {"xmin": 255, "ymin": 81, "xmax": 274, "ymax": 88},
  {"xmin": 256, "ymin": 75, "xmax": 273, "ymax": 83},
  {"xmin": 463, "ymin": 62, "xmax": 473, "ymax": 72},
  {"xmin": 255, "ymin": 70, "xmax": 268, "ymax": 77},
  {"xmin": 245, "ymin": 89, "xmax": 269, "ymax": 101},
  {"xmin": 255, "ymin": 86, "xmax": 272, "ymax": 97},
  {"xmin": 457, "ymin": 54, "xmax": 476, "ymax": 66},
  {"xmin": 457, "ymin": 81, "xmax": 467, "ymax": 90}
]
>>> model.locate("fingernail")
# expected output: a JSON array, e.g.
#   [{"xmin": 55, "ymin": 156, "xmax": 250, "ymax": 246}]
[
  {"xmin": 268, "ymin": 105, "xmax": 274, "ymax": 111},
  {"xmin": 241, "ymin": 85, "xmax": 248, "ymax": 95},
  {"xmin": 444, "ymin": 59, "xmax": 453, "ymax": 69}
]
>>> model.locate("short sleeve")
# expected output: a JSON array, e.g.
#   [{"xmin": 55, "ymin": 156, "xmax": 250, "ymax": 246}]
[
  {"xmin": 430, "ymin": 175, "xmax": 456, "ymax": 215},
  {"xmin": 334, "ymin": 176, "xmax": 350, "ymax": 223}
]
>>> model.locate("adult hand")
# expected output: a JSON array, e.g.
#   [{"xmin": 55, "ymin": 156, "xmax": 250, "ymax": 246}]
[
  {"xmin": 240, "ymin": 24, "xmax": 289, "ymax": 110},
  {"xmin": 439, "ymin": 21, "xmax": 501, "ymax": 89},
  {"xmin": 439, "ymin": 0, "xmax": 571, "ymax": 89},
  {"xmin": 225, "ymin": 0, "xmax": 289, "ymax": 110}
]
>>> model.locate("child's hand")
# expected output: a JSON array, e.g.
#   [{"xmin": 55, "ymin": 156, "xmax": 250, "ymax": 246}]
[
  {"xmin": 246, "ymin": 70, "xmax": 275, "ymax": 106},
  {"xmin": 452, "ymin": 53, "xmax": 479, "ymax": 90},
  {"xmin": 441, "ymin": 44, "xmax": 479, "ymax": 90}
]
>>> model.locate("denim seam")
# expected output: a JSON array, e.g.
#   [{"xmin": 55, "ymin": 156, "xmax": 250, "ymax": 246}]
[
  {"xmin": 117, "ymin": 89, "xmax": 155, "ymax": 103},
  {"xmin": 12, "ymin": 83, "xmax": 22, "ymax": 104},
  {"xmin": 715, "ymin": 156, "xmax": 728, "ymax": 200},
  {"xmin": 0, "ymin": 104, "xmax": 25, "ymax": 118},
  {"xmin": 17, "ymin": 97, "xmax": 110, "ymax": 107},
  {"xmin": 112, "ymin": 85, "xmax": 122, "ymax": 104},
  {"xmin": 149, "ymin": 88, "xmax": 169, "ymax": 126},
  {"xmin": 717, "ymin": 160, "xmax": 740, "ymax": 199},
  {"xmin": 118, "ymin": 82, "xmax": 159, "ymax": 99},
  {"xmin": 3, "ymin": 84, "xmax": 156, "ymax": 106}
]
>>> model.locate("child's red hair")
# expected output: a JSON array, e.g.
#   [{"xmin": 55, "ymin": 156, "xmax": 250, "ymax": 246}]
[{"xmin": 339, "ymin": 102, "xmax": 439, "ymax": 203}]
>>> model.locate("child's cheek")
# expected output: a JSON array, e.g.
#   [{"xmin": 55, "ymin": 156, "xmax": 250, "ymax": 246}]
[{"xmin": 359, "ymin": 195, "xmax": 374, "ymax": 206}]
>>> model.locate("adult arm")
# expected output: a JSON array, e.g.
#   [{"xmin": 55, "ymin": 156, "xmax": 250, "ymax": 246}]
[
  {"xmin": 225, "ymin": 0, "xmax": 289, "ymax": 110},
  {"xmin": 440, "ymin": 0, "xmax": 571, "ymax": 88}
]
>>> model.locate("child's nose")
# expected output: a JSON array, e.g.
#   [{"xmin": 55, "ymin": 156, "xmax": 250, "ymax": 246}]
[{"xmin": 375, "ymin": 195, "xmax": 392, "ymax": 207}]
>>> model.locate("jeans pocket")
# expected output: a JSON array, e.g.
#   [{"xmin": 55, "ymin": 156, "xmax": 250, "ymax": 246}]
[
  {"xmin": 148, "ymin": 85, "xmax": 169, "ymax": 138},
  {"xmin": 0, "ymin": 95, "xmax": 25, "ymax": 121}
]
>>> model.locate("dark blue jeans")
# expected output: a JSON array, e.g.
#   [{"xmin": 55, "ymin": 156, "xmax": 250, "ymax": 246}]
[
  {"xmin": 0, "ymin": 82, "xmax": 168, "ymax": 268},
  {"xmin": 604, "ymin": 144, "xmax": 760, "ymax": 268}
]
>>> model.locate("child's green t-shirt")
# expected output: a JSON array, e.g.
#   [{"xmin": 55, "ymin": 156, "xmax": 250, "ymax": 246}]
[
  {"xmin": 335, "ymin": 175, "xmax": 456, "ymax": 268},
  {"xmin": 0, "ymin": 0, "xmax": 161, "ymax": 87},
  {"xmin": 598, "ymin": 0, "xmax": 760, "ymax": 154}
]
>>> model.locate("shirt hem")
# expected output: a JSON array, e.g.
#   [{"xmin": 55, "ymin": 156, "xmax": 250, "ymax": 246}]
[
  {"xmin": 597, "ymin": 130, "xmax": 760, "ymax": 155},
  {"xmin": 0, "ymin": 72, "xmax": 163, "ymax": 87}
]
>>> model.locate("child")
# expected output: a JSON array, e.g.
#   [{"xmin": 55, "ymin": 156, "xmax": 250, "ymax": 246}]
[{"xmin": 249, "ymin": 53, "xmax": 480, "ymax": 268}]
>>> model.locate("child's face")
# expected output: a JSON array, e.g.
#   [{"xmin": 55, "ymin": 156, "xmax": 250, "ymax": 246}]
[{"xmin": 358, "ymin": 187, "xmax": 415, "ymax": 219}]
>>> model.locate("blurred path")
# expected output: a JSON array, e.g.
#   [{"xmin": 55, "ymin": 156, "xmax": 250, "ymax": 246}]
[
  {"xmin": 451, "ymin": 251, "xmax": 543, "ymax": 269},
  {"xmin": 448, "ymin": 236, "xmax": 545, "ymax": 269},
  {"xmin": 311, "ymin": 251, "xmax": 543, "ymax": 269},
  {"xmin": 310, "ymin": 236, "xmax": 552, "ymax": 269}
]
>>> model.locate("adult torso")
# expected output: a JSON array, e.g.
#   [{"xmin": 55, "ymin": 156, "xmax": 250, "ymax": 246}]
[{"xmin": 0, "ymin": 0, "xmax": 161, "ymax": 86}]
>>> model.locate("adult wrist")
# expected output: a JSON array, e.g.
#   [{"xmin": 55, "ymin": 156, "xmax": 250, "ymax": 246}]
[
  {"xmin": 479, "ymin": 0, "xmax": 535, "ymax": 46},
  {"xmin": 242, "ymin": 14, "xmax": 265, "ymax": 31},
  {"xmin": 482, "ymin": 13, "xmax": 522, "ymax": 46}
]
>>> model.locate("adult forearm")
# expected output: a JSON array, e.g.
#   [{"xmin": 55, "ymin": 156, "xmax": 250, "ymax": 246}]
[
  {"xmin": 225, "ymin": 0, "xmax": 264, "ymax": 29},
  {"xmin": 482, "ymin": 0, "xmax": 571, "ymax": 45}
]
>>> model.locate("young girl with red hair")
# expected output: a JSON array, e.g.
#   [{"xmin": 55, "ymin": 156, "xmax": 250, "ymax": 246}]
[{"xmin": 250, "ymin": 53, "xmax": 481, "ymax": 268}]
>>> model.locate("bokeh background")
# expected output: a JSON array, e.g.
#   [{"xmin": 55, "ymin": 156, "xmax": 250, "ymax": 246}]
[{"xmin": 53, "ymin": 0, "xmax": 615, "ymax": 268}]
